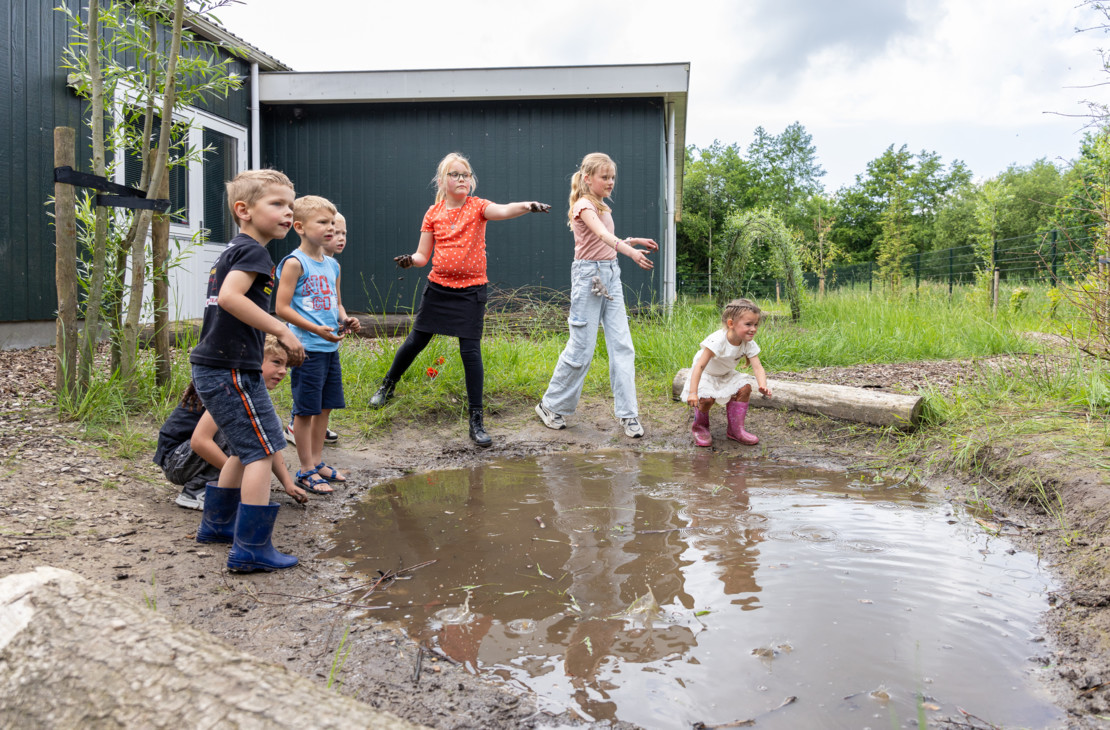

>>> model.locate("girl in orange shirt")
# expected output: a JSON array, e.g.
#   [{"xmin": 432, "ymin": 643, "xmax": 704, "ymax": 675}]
[{"xmin": 370, "ymin": 152, "xmax": 549, "ymax": 447}]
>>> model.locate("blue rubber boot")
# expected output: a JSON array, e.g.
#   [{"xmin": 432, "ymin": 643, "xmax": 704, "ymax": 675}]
[
  {"xmin": 226, "ymin": 502, "xmax": 299, "ymax": 572},
  {"xmin": 196, "ymin": 483, "xmax": 240, "ymax": 544}
]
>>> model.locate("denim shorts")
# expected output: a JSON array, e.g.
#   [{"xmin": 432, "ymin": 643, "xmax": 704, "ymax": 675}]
[
  {"xmin": 191, "ymin": 364, "xmax": 285, "ymax": 466},
  {"xmin": 290, "ymin": 349, "xmax": 346, "ymax": 416}
]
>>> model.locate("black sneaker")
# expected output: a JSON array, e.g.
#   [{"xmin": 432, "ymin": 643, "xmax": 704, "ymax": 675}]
[{"xmin": 325, "ymin": 428, "xmax": 338, "ymax": 445}]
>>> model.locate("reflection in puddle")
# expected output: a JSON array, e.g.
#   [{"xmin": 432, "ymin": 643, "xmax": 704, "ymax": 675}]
[{"xmin": 323, "ymin": 451, "xmax": 1062, "ymax": 728}]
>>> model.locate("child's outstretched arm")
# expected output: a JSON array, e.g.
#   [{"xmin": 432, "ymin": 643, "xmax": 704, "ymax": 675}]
[
  {"xmin": 749, "ymin": 355, "xmax": 772, "ymax": 398},
  {"xmin": 686, "ymin": 347, "xmax": 714, "ymax": 407},
  {"xmin": 394, "ymin": 231, "xmax": 435, "ymax": 269},
  {"xmin": 484, "ymin": 201, "xmax": 551, "ymax": 220},
  {"xmin": 275, "ymin": 258, "xmax": 342, "ymax": 343},
  {"xmin": 577, "ymin": 208, "xmax": 657, "ymax": 271},
  {"xmin": 219, "ymin": 270, "xmax": 305, "ymax": 365}
]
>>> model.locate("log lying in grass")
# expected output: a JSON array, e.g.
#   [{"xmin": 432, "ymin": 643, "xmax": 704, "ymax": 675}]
[
  {"xmin": 0, "ymin": 566, "xmax": 426, "ymax": 729},
  {"xmin": 671, "ymin": 368, "xmax": 924, "ymax": 430}
]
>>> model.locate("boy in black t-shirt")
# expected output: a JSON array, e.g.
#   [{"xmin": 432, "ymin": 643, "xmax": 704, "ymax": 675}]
[
  {"xmin": 189, "ymin": 169, "xmax": 306, "ymax": 573},
  {"xmin": 156, "ymin": 336, "xmax": 307, "ymax": 510}
]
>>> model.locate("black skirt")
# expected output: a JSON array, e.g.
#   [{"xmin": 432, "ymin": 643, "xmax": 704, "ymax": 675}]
[{"xmin": 412, "ymin": 280, "xmax": 487, "ymax": 339}]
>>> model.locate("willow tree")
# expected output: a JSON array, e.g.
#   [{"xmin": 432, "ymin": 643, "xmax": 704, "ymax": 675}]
[
  {"xmin": 716, "ymin": 209, "xmax": 805, "ymax": 321},
  {"xmin": 58, "ymin": 0, "xmax": 241, "ymax": 399}
]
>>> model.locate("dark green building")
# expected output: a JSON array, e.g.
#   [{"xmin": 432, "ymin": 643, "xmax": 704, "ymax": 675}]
[{"xmin": 0, "ymin": 3, "xmax": 688, "ymax": 347}]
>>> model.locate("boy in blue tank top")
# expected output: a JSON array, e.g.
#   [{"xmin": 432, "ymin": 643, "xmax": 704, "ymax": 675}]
[{"xmin": 275, "ymin": 195, "xmax": 360, "ymax": 496}]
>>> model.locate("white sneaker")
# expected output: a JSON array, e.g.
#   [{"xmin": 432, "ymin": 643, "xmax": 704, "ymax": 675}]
[
  {"xmin": 535, "ymin": 402, "xmax": 566, "ymax": 430},
  {"xmin": 284, "ymin": 423, "xmax": 296, "ymax": 445},
  {"xmin": 324, "ymin": 428, "xmax": 338, "ymax": 445},
  {"xmin": 620, "ymin": 416, "xmax": 644, "ymax": 438},
  {"xmin": 175, "ymin": 488, "xmax": 205, "ymax": 511}
]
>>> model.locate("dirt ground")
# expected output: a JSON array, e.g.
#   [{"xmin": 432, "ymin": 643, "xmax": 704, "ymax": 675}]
[{"xmin": 1, "ymin": 344, "xmax": 1109, "ymax": 729}]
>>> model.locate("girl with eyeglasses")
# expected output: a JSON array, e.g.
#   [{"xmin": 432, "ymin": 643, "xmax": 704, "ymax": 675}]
[{"xmin": 370, "ymin": 151, "xmax": 550, "ymax": 447}]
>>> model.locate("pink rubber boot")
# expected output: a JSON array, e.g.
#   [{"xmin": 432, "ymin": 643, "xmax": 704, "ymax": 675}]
[
  {"xmin": 692, "ymin": 408, "xmax": 712, "ymax": 447},
  {"xmin": 726, "ymin": 401, "xmax": 759, "ymax": 444}
]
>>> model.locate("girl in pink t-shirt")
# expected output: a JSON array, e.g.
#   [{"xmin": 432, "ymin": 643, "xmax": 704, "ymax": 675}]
[
  {"xmin": 535, "ymin": 152, "xmax": 658, "ymax": 438},
  {"xmin": 370, "ymin": 152, "xmax": 549, "ymax": 447}
]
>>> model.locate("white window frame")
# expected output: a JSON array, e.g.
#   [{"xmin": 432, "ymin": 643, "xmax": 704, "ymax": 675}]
[{"xmin": 110, "ymin": 81, "xmax": 248, "ymax": 243}]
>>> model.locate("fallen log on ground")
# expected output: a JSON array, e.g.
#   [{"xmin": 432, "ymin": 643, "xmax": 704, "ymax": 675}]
[
  {"xmin": 0, "ymin": 566, "xmax": 426, "ymax": 729},
  {"xmin": 671, "ymin": 368, "xmax": 924, "ymax": 430}
]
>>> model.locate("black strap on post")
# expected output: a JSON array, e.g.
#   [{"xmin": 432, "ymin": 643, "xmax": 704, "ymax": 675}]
[{"xmin": 53, "ymin": 166, "xmax": 171, "ymax": 213}]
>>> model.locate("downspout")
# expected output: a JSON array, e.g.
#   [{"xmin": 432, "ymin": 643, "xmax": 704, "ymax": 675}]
[
  {"xmin": 665, "ymin": 101, "xmax": 677, "ymax": 314},
  {"xmin": 250, "ymin": 62, "xmax": 260, "ymax": 168}
]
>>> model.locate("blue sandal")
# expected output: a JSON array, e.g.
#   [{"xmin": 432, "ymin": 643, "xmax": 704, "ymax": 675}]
[
  {"xmin": 315, "ymin": 462, "xmax": 347, "ymax": 483},
  {"xmin": 295, "ymin": 468, "xmax": 333, "ymax": 495}
]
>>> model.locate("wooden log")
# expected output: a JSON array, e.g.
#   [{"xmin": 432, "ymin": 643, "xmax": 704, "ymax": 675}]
[
  {"xmin": 671, "ymin": 368, "xmax": 924, "ymax": 430},
  {"xmin": 0, "ymin": 567, "xmax": 427, "ymax": 729}
]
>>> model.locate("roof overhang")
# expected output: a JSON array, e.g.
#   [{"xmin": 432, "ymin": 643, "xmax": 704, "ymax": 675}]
[
  {"xmin": 184, "ymin": 14, "xmax": 292, "ymax": 72},
  {"xmin": 258, "ymin": 63, "xmax": 688, "ymax": 212}
]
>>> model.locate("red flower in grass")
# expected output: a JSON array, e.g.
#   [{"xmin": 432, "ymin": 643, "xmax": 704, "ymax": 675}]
[
  {"xmin": 436, "ymin": 357, "xmax": 446, "ymax": 365},
  {"xmin": 426, "ymin": 367, "xmax": 439, "ymax": 379}
]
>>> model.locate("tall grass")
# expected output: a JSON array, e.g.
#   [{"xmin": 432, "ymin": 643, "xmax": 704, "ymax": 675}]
[{"xmin": 61, "ymin": 280, "xmax": 1108, "ymax": 456}]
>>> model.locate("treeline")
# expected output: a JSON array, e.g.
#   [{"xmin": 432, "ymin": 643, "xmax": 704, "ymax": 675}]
[{"xmin": 676, "ymin": 122, "xmax": 1107, "ymax": 286}]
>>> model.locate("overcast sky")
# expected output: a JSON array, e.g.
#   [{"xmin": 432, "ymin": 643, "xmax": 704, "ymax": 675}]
[{"xmin": 210, "ymin": 0, "xmax": 1105, "ymax": 191}]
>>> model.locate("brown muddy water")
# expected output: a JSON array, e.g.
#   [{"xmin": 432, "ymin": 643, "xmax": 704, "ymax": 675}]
[{"xmin": 324, "ymin": 451, "xmax": 1063, "ymax": 729}]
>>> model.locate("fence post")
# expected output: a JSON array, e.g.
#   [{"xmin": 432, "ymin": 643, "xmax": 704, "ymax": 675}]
[
  {"xmin": 948, "ymin": 247, "xmax": 954, "ymax": 297},
  {"xmin": 54, "ymin": 127, "xmax": 78, "ymax": 402},
  {"xmin": 914, "ymin": 252, "xmax": 921, "ymax": 292},
  {"xmin": 868, "ymin": 261, "xmax": 873, "ymax": 292},
  {"xmin": 991, "ymin": 237, "xmax": 999, "ymax": 313},
  {"xmin": 1051, "ymin": 229, "xmax": 1058, "ymax": 286}
]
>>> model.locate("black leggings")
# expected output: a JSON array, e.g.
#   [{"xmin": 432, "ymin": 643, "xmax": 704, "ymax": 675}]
[{"xmin": 386, "ymin": 329, "xmax": 484, "ymax": 409}]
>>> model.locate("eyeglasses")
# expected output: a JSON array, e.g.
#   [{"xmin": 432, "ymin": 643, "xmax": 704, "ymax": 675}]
[{"xmin": 446, "ymin": 171, "xmax": 472, "ymax": 181}]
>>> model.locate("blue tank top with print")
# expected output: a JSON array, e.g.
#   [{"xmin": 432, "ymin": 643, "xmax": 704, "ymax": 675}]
[{"xmin": 277, "ymin": 249, "xmax": 340, "ymax": 352}]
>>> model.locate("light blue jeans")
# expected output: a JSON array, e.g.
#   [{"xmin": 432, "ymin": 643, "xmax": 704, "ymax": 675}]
[{"xmin": 541, "ymin": 259, "xmax": 638, "ymax": 419}]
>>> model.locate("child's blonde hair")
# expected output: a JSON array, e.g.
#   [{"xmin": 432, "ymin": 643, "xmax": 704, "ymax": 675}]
[
  {"xmin": 721, "ymin": 298, "xmax": 761, "ymax": 327},
  {"xmin": 264, "ymin": 334, "xmax": 286, "ymax": 360},
  {"xmin": 226, "ymin": 169, "xmax": 294, "ymax": 226},
  {"xmin": 433, "ymin": 152, "xmax": 477, "ymax": 203},
  {"xmin": 568, "ymin": 152, "xmax": 614, "ymax": 228},
  {"xmin": 293, "ymin": 195, "xmax": 337, "ymax": 223}
]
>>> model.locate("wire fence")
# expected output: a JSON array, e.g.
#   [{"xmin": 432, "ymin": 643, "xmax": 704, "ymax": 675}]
[{"xmin": 678, "ymin": 226, "xmax": 1105, "ymax": 300}]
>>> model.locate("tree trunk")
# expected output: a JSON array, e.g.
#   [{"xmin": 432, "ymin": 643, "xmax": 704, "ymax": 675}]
[
  {"xmin": 671, "ymin": 368, "xmax": 924, "ymax": 430},
  {"xmin": 152, "ymin": 175, "xmax": 171, "ymax": 386},
  {"xmin": 53, "ymin": 127, "xmax": 78, "ymax": 403},
  {"xmin": 0, "ymin": 567, "xmax": 427, "ymax": 730},
  {"xmin": 79, "ymin": 0, "xmax": 107, "ymax": 394}
]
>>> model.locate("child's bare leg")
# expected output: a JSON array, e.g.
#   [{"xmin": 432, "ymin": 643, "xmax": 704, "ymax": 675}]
[
  {"xmin": 315, "ymin": 410, "xmax": 344, "ymax": 480},
  {"xmin": 241, "ymin": 458, "xmax": 275, "ymax": 505},
  {"xmin": 218, "ymin": 456, "xmax": 244, "ymax": 489},
  {"xmin": 698, "ymin": 397, "xmax": 716, "ymax": 413},
  {"xmin": 294, "ymin": 414, "xmax": 316, "ymax": 473},
  {"xmin": 730, "ymin": 384, "xmax": 753, "ymax": 403}
]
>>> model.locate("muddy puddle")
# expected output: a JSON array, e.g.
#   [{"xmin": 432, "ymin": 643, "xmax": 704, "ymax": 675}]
[{"xmin": 323, "ymin": 451, "xmax": 1063, "ymax": 729}]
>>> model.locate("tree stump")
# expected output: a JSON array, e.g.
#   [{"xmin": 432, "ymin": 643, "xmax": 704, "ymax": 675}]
[
  {"xmin": 671, "ymin": 368, "xmax": 924, "ymax": 430},
  {"xmin": 0, "ymin": 567, "xmax": 426, "ymax": 729}
]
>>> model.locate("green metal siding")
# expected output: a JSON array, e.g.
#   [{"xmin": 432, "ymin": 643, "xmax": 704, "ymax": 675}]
[
  {"xmin": 262, "ymin": 98, "xmax": 666, "ymax": 314},
  {"xmin": 0, "ymin": 0, "xmax": 251, "ymax": 323}
]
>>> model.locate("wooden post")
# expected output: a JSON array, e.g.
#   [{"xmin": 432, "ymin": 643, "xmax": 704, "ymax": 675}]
[
  {"xmin": 151, "ymin": 175, "xmax": 171, "ymax": 387},
  {"xmin": 54, "ymin": 127, "xmax": 79, "ymax": 402}
]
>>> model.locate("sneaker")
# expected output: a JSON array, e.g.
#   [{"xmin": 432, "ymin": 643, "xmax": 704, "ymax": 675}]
[
  {"xmin": 284, "ymin": 422, "xmax": 296, "ymax": 445},
  {"xmin": 175, "ymin": 486, "xmax": 205, "ymax": 511},
  {"xmin": 325, "ymin": 428, "xmax": 338, "ymax": 445},
  {"xmin": 535, "ymin": 402, "xmax": 566, "ymax": 430},
  {"xmin": 620, "ymin": 416, "xmax": 644, "ymax": 438}
]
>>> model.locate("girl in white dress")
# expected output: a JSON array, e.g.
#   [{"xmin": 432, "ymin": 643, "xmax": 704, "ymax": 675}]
[{"xmin": 681, "ymin": 298, "xmax": 773, "ymax": 447}]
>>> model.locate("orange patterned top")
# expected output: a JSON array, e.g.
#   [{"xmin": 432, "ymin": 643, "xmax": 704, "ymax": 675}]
[{"xmin": 421, "ymin": 196, "xmax": 492, "ymax": 288}]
